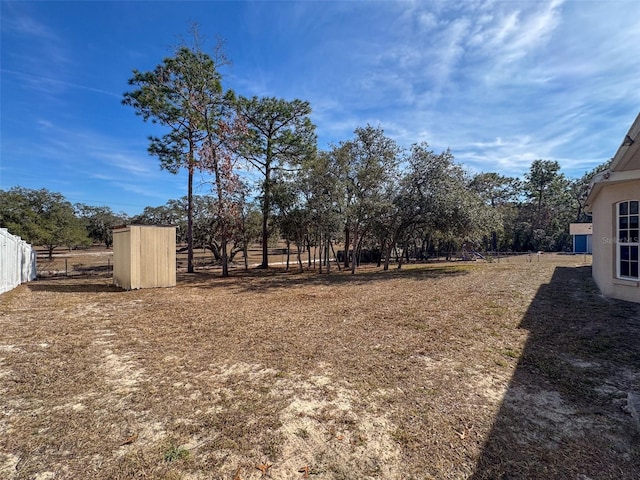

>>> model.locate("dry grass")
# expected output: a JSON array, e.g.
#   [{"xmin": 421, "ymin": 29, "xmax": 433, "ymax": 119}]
[{"xmin": 1, "ymin": 254, "xmax": 638, "ymax": 479}]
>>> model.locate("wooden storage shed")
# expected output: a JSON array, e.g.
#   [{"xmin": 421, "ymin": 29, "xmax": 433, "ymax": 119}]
[
  {"xmin": 112, "ymin": 225, "xmax": 176, "ymax": 290},
  {"xmin": 569, "ymin": 223, "xmax": 592, "ymax": 254}
]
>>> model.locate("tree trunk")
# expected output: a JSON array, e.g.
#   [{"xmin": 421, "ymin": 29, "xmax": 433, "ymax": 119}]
[
  {"xmin": 220, "ymin": 234, "xmax": 228, "ymax": 277},
  {"xmin": 286, "ymin": 240, "xmax": 291, "ymax": 271},
  {"xmin": 260, "ymin": 156, "xmax": 271, "ymax": 269},
  {"xmin": 213, "ymin": 158, "xmax": 229, "ymax": 277},
  {"xmin": 243, "ymin": 239, "xmax": 248, "ymax": 272},
  {"xmin": 319, "ymin": 233, "xmax": 323, "ymax": 274},
  {"xmin": 207, "ymin": 241, "xmax": 221, "ymax": 261},
  {"xmin": 187, "ymin": 161, "xmax": 194, "ymax": 273},
  {"xmin": 330, "ymin": 242, "xmax": 341, "ymax": 271},
  {"xmin": 297, "ymin": 242, "xmax": 303, "ymax": 272},
  {"xmin": 326, "ymin": 237, "xmax": 331, "ymax": 274},
  {"xmin": 398, "ymin": 241, "xmax": 407, "ymax": 269},
  {"xmin": 351, "ymin": 228, "xmax": 358, "ymax": 275},
  {"xmin": 344, "ymin": 225, "xmax": 350, "ymax": 269},
  {"xmin": 383, "ymin": 238, "xmax": 394, "ymax": 271}
]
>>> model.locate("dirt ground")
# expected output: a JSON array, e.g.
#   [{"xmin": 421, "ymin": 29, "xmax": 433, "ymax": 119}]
[{"xmin": 1, "ymin": 254, "xmax": 639, "ymax": 479}]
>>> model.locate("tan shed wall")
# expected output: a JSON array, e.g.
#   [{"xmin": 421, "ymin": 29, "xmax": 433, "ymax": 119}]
[
  {"xmin": 569, "ymin": 223, "xmax": 592, "ymax": 235},
  {"xmin": 138, "ymin": 226, "xmax": 176, "ymax": 288},
  {"xmin": 113, "ymin": 228, "xmax": 132, "ymax": 290},
  {"xmin": 112, "ymin": 226, "xmax": 176, "ymax": 290},
  {"xmin": 591, "ymin": 180, "xmax": 640, "ymax": 303}
]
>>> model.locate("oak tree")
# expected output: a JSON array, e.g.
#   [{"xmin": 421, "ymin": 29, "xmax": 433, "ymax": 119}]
[{"xmin": 0, "ymin": 188, "xmax": 89, "ymax": 259}]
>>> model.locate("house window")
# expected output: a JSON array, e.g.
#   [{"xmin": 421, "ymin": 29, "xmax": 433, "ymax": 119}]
[{"xmin": 618, "ymin": 200, "xmax": 639, "ymax": 280}]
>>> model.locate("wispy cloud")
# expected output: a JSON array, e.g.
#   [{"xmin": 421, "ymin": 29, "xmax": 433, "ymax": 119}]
[
  {"xmin": 32, "ymin": 121, "xmax": 158, "ymax": 179},
  {"xmin": 2, "ymin": 7, "xmax": 72, "ymax": 67},
  {"xmin": 296, "ymin": 0, "xmax": 639, "ymax": 177},
  {"xmin": 3, "ymin": 0, "xmax": 640, "ymax": 215},
  {"xmin": 1, "ymin": 69, "xmax": 121, "ymax": 98},
  {"xmin": 6, "ymin": 119, "xmax": 184, "ymax": 208},
  {"xmin": 2, "ymin": 7, "xmax": 60, "ymax": 42},
  {"xmin": 117, "ymin": 182, "xmax": 174, "ymax": 200},
  {"xmin": 91, "ymin": 152, "xmax": 155, "ymax": 177}
]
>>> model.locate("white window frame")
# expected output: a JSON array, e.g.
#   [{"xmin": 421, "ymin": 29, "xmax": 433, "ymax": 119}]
[{"xmin": 616, "ymin": 200, "xmax": 639, "ymax": 280}]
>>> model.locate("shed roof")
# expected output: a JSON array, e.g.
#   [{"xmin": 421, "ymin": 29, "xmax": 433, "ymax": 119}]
[{"xmin": 112, "ymin": 224, "xmax": 176, "ymax": 230}]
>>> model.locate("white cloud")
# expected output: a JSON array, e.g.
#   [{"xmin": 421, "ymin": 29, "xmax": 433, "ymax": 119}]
[
  {"xmin": 2, "ymin": 8, "xmax": 72, "ymax": 67},
  {"xmin": 30, "ymin": 120, "xmax": 159, "ymax": 180},
  {"xmin": 3, "ymin": 9, "xmax": 60, "ymax": 41},
  {"xmin": 305, "ymin": 0, "xmax": 638, "ymax": 178},
  {"xmin": 2, "ymin": 69, "xmax": 121, "ymax": 99},
  {"xmin": 4, "ymin": 0, "xmax": 640, "ymax": 212}
]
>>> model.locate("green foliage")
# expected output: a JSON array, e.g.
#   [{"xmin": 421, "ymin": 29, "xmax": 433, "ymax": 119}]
[
  {"xmin": 237, "ymin": 95, "xmax": 317, "ymax": 268},
  {"xmin": 0, "ymin": 187, "xmax": 90, "ymax": 258},
  {"xmin": 517, "ymin": 160, "xmax": 574, "ymax": 251},
  {"xmin": 469, "ymin": 172, "xmax": 521, "ymax": 207},
  {"xmin": 470, "ymin": 158, "xmax": 608, "ymax": 253},
  {"xmin": 75, "ymin": 204, "xmax": 128, "ymax": 247},
  {"xmin": 122, "ymin": 45, "xmax": 221, "ymax": 174},
  {"xmin": 163, "ymin": 443, "xmax": 189, "ymax": 463},
  {"xmin": 389, "ymin": 144, "xmax": 499, "ymax": 261},
  {"xmin": 123, "ymin": 44, "xmax": 214, "ymax": 273},
  {"xmin": 131, "ymin": 201, "xmax": 187, "ymax": 241},
  {"xmin": 123, "ymin": 30, "xmax": 243, "ymax": 276},
  {"xmin": 339, "ymin": 125, "xmax": 401, "ymax": 272},
  {"xmin": 299, "ymin": 150, "xmax": 345, "ymax": 246},
  {"xmin": 570, "ymin": 160, "xmax": 611, "ymax": 223}
]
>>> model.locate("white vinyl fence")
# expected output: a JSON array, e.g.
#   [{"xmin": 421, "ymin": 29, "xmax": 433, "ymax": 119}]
[{"xmin": 1, "ymin": 228, "xmax": 37, "ymax": 294}]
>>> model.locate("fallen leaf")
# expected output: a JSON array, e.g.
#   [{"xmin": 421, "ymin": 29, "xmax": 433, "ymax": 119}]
[
  {"xmin": 233, "ymin": 467, "xmax": 243, "ymax": 480},
  {"xmin": 256, "ymin": 462, "xmax": 272, "ymax": 476},
  {"xmin": 455, "ymin": 425, "xmax": 473, "ymax": 440},
  {"xmin": 120, "ymin": 432, "xmax": 138, "ymax": 446},
  {"xmin": 298, "ymin": 465, "xmax": 310, "ymax": 478}
]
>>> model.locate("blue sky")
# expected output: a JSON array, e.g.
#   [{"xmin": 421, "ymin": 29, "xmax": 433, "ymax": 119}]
[{"xmin": 1, "ymin": 0, "xmax": 639, "ymax": 216}]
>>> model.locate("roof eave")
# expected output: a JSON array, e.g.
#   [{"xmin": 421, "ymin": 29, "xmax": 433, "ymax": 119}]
[
  {"xmin": 584, "ymin": 168, "xmax": 640, "ymax": 213},
  {"xmin": 610, "ymin": 113, "xmax": 640, "ymax": 172}
]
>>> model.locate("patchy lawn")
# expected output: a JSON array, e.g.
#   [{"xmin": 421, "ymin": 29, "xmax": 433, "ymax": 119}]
[{"xmin": 0, "ymin": 255, "xmax": 638, "ymax": 479}]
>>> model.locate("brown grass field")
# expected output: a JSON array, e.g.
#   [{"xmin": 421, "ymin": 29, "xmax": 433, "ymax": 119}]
[{"xmin": 1, "ymin": 254, "xmax": 639, "ymax": 479}]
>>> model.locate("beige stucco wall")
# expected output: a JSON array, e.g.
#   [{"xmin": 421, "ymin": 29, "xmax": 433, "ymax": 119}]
[
  {"xmin": 591, "ymin": 181, "xmax": 640, "ymax": 303},
  {"xmin": 113, "ymin": 225, "xmax": 176, "ymax": 290}
]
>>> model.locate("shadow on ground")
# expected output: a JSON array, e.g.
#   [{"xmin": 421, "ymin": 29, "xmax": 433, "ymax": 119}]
[
  {"xmin": 27, "ymin": 277, "xmax": 122, "ymax": 293},
  {"xmin": 471, "ymin": 266, "xmax": 640, "ymax": 479},
  {"xmin": 177, "ymin": 263, "xmax": 472, "ymax": 292}
]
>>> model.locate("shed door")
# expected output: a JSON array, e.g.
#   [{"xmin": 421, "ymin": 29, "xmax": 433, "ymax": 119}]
[{"xmin": 574, "ymin": 234, "xmax": 587, "ymax": 253}]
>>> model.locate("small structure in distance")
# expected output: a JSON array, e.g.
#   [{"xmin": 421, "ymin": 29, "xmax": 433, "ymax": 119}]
[{"xmin": 569, "ymin": 223, "xmax": 593, "ymax": 254}]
